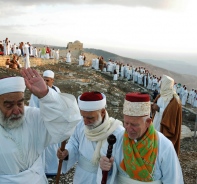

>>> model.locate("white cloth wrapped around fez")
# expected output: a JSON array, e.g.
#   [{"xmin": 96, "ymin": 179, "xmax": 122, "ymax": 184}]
[
  {"xmin": 0, "ymin": 77, "xmax": 26, "ymax": 95},
  {"xmin": 78, "ymin": 92, "xmax": 106, "ymax": 111},
  {"xmin": 43, "ymin": 70, "xmax": 54, "ymax": 78},
  {"xmin": 123, "ymin": 92, "xmax": 150, "ymax": 116}
]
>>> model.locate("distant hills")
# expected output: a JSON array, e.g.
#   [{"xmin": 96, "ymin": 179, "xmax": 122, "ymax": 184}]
[{"xmin": 139, "ymin": 58, "xmax": 197, "ymax": 77}]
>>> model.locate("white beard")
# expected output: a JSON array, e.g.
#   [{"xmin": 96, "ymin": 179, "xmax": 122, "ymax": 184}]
[
  {"xmin": 86, "ymin": 113, "xmax": 103, "ymax": 130},
  {"xmin": 0, "ymin": 110, "xmax": 24, "ymax": 129}
]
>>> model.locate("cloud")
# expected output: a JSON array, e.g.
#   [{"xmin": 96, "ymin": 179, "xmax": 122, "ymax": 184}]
[{"xmin": 0, "ymin": 0, "xmax": 183, "ymax": 9}]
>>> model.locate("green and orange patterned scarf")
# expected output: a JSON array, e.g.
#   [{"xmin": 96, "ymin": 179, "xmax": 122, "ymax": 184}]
[{"xmin": 120, "ymin": 124, "xmax": 158, "ymax": 182}]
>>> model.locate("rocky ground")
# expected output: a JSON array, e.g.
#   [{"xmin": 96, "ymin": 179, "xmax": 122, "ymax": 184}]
[{"xmin": 0, "ymin": 60, "xmax": 196, "ymax": 184}]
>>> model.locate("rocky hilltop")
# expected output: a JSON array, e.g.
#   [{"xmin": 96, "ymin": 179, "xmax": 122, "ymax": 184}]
[{"xmin": 0, "ymin": 55, "xmax": 196, "ymax": 183}]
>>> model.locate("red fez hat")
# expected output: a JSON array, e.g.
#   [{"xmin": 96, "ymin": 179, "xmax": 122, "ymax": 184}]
[
  {"xmin": 78, "ymin": 91, "xmax": 106, "ymax": 111},
  {"xmin": 125, "ymin": 92, "xmax": 150, "ymax": 102},
  {"xmin": 123, "ymin": 92, "xmax": 150, "ymax": 116},
  {"xmin": 80, "ymin": 91, "xmax": 103, "ymax": 101}
]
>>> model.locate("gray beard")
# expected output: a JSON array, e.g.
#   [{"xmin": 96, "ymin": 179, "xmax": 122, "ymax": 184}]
[
  {"xmin": 86, "ymin": 114, "xmax": 103, "ymax": 130},
  {"xmin": 0, "ymin": 110, "xmax": 24, "ymax": 129}
]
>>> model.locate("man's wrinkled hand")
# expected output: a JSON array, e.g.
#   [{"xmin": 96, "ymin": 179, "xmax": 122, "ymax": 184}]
[
  {"xmin": 100, "ymin": 156, "xmax": 114, "ymax": 171},
  {"xmin": 57, "ymin": 148, "xmax": 68, "ymax": 160},
  {"xmin": 20, "ymin": 68, "xmax": 48, "ymax": 98}
]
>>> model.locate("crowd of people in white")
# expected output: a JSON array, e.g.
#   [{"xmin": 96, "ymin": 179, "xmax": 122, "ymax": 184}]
[
  {"xmin": 92, "ymin": 58, "xmax": 197, "ymax": 108},
  {"xmin": 1, "ymin": 37, "xmax": 60, "ymax": 69},
  {"xmin": 1, "ymin": 37, "xmax": 196, "ymax": 108},
  {"xmin": 1, "ymin": 38, "xmax": 60, "ymax": 59}
]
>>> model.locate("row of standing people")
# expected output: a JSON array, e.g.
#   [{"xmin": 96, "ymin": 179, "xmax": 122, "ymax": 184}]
[{"xmin": 92, "ymin": 59, "xmax": 197, "ymax": 107}]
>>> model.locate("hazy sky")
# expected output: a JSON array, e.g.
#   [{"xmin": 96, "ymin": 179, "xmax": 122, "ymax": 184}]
[{"xmin": 0, "ymin": 0, "xmax": 197, "ymax": 63}]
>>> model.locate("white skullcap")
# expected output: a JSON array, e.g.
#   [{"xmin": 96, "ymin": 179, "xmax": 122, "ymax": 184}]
[
  {"xmin": 78, "ymin": 92, "xmax": 106, "ymax": 111},
  {"xmin": 43, "ymin": 70, "xmax": 54, "ymax": 78},
  {"xmin": 0, "ymin": 77, "xmax": 26, "ymax": 95}
]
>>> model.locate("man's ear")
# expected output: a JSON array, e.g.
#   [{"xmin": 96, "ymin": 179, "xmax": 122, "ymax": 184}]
[
  {"xmin": 101, "ymin": 108, "xmax": 106, "ymax": 117},
  {"xmin": 145, "ymin": 117, "xmax": 152, "ymax": 127}
]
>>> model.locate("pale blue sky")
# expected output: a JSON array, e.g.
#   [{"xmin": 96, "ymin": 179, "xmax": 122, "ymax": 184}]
[{"xmin": 0, "ymin": 0, "xmax": 196, "ymax": 63}]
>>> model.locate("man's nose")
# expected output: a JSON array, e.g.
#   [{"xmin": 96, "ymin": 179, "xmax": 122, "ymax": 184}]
[{"xmin": 12, "ymin": 106, "xmax": 21, "ymax": 115}]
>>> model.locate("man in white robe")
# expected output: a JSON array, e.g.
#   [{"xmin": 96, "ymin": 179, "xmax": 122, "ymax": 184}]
[
  {"xmin": 181, "ymin": 87, "xmax": 188, "ymax": 106},
  {"xmin": 33, "ymin": 47, "xmax": 38, "ymax": 57},
  {"xmin": 193, "ymin": 90, "xmax": 197, "ymax": 107},
  {"xmin": 187, "ymin": 89, "xmax": 194, "ymax": 104},
  {"xmin": 16, "ymin": 47, "xmax": 21, "ymax": 56},
  {"xmin": 29, "ymin": 70, "xmax": 64, "ymax": 178},
  {"xmin": 55, "ymin": 49, "xmax": 59, "ymax": 60},
  {"xmin": 152, "ymin": 77, "xmax": 158, "ymax": 91},
  {"xmin": 66, "ymin": 50, "xmax": 71, "ymax": 63},
  {"xmin": 91, "ymin": 58, "xmax": 95, "ymax": 69},
  {"xmin": 94, "ymin": 57, "xmax": 99, "ymax": 70},
  {"xmin": 99, "ymin": 92, "xmax": 183, "ymax": 184},
  {"xmin": 0, "ymin": 68, "xmax": 81, "ymax": 183},
  {"xmin": 24, "ymin": 43, "xmax": 30, "ymax": 69},
  {"xmin": 13, "ymin": 43, "xmax": 17, "ymax": 54},
  {"xmin": 78, "ymin": 54, "xmax": 84, "ymax": 66},
  {"xmin": 107, "ymin": 60, "xmax": 112, "ymax": 72},
  {"xmin": 191, "ymin": 89, "xmax": 196, "ymax": 107},
  {"xmin": 57, "ymin": 91, "xmax": 124, "ymax": 184},
  {"xmin": 50, "ymin": 48, "xmax": 55, "ymax": 59}
]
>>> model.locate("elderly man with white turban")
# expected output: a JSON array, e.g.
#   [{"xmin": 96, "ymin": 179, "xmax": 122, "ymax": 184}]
[
  {"xmin": 151, "ymin": 75, "xmax": 182, "ymax": 155},
  {"xmin": 0, "ymin": 68, "xmax": 81, "ymax": 183},
  {"xmin": 57, "ymin": 91, "xmax": 124, "ymax": 184},
  {"xmin": 99, "ymin": 92, "xmax": 183, "ymax": 184}
]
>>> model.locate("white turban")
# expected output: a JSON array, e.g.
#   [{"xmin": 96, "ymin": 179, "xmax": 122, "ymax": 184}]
[
  {"xmin": 78, "ymin": 92, "xmax": 106, "ymax": 111},
  {"xmin": 43, "ymin": 70, "xmax": 54, "ymax": 78},
  {"xmin": 0, "ymin": 77, "xmax": 26, "ymax": 95}
]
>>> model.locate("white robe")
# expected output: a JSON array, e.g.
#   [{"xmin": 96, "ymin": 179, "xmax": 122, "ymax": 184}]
[
  {"xmin": 16, "ymin": 49, "xmax": 21, "ymax": 56},
  {"xmin": 33, "ymin": 48, "xmax": 37, "ymax": 57},
  {"xmin": 55, "ymin": 50, "xmax": 59, "ymax": 60},
  {"xmin": 193, "ymin": 93, "xmax": 197, "ymax": 107},
  {"xmin": 181, "ymin": 89, "xmax": 188, "ymax": 106},
  {"xmin": 97, "ymin": 131, "xmax": 184, "ymax": 184},
  {"xmin": 0, "ymin": 88, "xmax": 81, "ymax": 183},
  {"xmin": 153, "ymin": 97, "xmax": 170, "ymax": 131},
  {"xmin": 29, "ymin": 86, "xmax": 63, "ymax": 175},
  {"xmin": 66, "ymin": 52, "xmax": 71, "ymax": 63},
  {"xmin": 50, "ymin": 50, "xmax": 55, "ymax": 59},
  {"xmin": 107, "ymin": 63, "xmax": 113, "ymax": 72},
  {"xmin": 13, "ymin": 44, "xmax": 17, "ymax": 54},
  {"xmin": 95, "ymin": 59, "xmax": 99, "ymax": 70},
  {"xmin": 134, "ymin": 71, "xmax": 138, "ymax": 82},
  {"xmin": 62, "ymin": 117, "xmax": 124, "ymax": 184},
  {"xmin": 147, "ymin": 78, "xmax": 153, "ymax": 90},
  {"xmin": 113, "ymin": 74, "xmax": 118, "ymax": 80},
  {"xmin": 79, "ymin": 55, "xmax": 84, "ymax": 66},
  {"xmin": 24, "ymin": 44, "xmax": 30, "ymax": 69},
  {"xmin": 92, "ymin": 59, "xmax": 96, "ymax": 69},
  {"xmin": 187, "ymin": 90, "xmax": 194, "ymax": 104},
  {"xmin": 29, "ymin": 86, "xmax": 60, "ymax": 108},
  {"xmin": 191, "ymin": 91, "xmax": 196, "ymax": 106}
]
